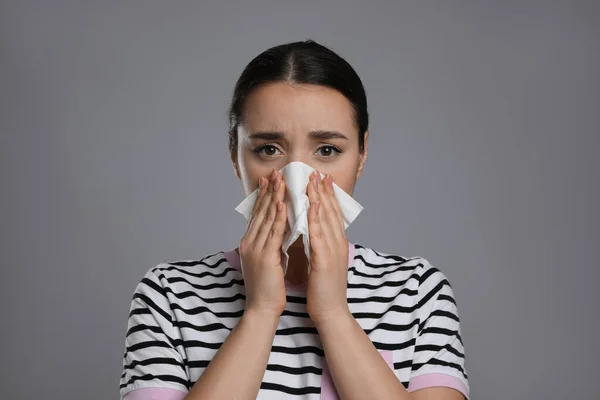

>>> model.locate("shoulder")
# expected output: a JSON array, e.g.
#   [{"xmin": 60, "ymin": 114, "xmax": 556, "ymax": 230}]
[
  {"xmin": 143, "ymin": 250, "xmax": 234, "ymax": 283},
  {"xmin": 352, "ymin": 243, "xmax": 448, "ymax": 284},
  {"xmin": 131, "ymin": 250, "xmax": 242, "ymax": 303},
  {"xmin": 350, "ymin": 243, "xmax": 457, "ymax": 308}
]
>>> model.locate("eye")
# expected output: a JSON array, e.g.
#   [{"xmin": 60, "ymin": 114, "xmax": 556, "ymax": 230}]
[
  {"xmin": 315, "ymin": 145, "xmax": 341, "ymax": 157},
  {"xmin": 255, "ymin": 144, "xmax": 282, "ymax": 157}
]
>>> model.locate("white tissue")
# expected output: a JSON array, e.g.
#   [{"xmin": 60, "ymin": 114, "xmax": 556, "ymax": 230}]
[{"xmin": 235, "ymin": 161, "xmax": 363, "ymax": 275}]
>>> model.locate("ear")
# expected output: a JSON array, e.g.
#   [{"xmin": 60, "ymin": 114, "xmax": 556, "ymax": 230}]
[
  {"xmin": 356, "ymin": 131, "xmax": 369, "ymax": 180},
  {"xmin": 229, "ymin": 132, "xmax": 242, "ymax": 180}
]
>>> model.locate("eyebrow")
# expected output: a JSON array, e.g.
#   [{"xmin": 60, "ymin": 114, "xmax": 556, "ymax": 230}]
[{"xmin": 248, "ymin": 130, "xmax": 349, "ymax": 141}]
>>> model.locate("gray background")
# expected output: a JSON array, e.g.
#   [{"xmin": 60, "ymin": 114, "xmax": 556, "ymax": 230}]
[{"xmin": 1, "ymin": 1, "xmax": 599, "ymax": 399}]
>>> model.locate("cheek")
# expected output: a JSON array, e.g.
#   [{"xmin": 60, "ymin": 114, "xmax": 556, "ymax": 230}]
[
  {"xmin": 322, "ymin": 159, "xmax": 359, "ymax": 195},
  {"xmin": 328, "ymin": 172, "xmax": 357, "ymax": 196},
  {"xmin": 238, "ymin": 151, "xmax": 275, "ymax": 193}
]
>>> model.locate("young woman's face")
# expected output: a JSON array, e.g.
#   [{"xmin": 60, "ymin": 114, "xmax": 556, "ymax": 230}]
[{"xmin": 232, "ymin": 82, "xmax": 368, "ymax": 197}]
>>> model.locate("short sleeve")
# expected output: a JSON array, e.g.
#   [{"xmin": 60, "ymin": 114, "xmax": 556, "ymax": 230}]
[
  {"xmin": 408, "ymin": 261, "xmax": 470, "ymax": 398},
  {"xmin": 120, "ymin": 268, "xmax": 190, "ymax": 399}
]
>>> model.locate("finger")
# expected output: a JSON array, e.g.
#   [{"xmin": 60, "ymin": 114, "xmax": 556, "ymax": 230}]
[
  {"xmin": 255, "ymin": 171, "xmax": 286, "ymax": 248},
  {"xmin": 317, "ymin": 176, "xmax": 344, "ymax": 246},
  {"xmin": 308, "ymin": 199, "xmax": 327, "ymax": 256},
  {"xmin": 246, "ymin": 169, "xmax": 278, "ymax": 241},
  {"xmin": 306, "ymin": 170, "xmax": 321, "ymax": 204},
  {"xmin": 249, "ymin": 175, "xmax": 269, "ymax": 219},
  {"xmin": 323, "ymin": 174, "xmax": 345, "ymax": 232},
  {"xmin": 307, "ymin": 172, "xmax": 332, "ymax": 251},
  {"xmin": 264, "ymin": 198, "xmax": 288, "ymax": 254}
]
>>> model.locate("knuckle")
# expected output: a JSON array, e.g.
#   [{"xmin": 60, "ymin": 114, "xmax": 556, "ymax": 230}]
[
  {"xmin": 270, "ymin": 225, "xmax": 281, "ymax": 238},
  {"xmin": 262, "ymin": 213, "xmax": 274, "ymax": 225},
  {"xmin": 239, "ymin": 239, "xmax": 250, "ymax": 254}
]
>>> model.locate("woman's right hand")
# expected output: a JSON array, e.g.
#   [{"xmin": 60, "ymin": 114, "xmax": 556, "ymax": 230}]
[{"xmin": 239, "ymin": 169, "xmax": 288, "ymax": 319}]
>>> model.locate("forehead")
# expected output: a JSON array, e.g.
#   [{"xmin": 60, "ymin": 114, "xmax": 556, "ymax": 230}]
[{"xmin": 241, "ymin": 82, "xmax": 357, "ymax": 136}]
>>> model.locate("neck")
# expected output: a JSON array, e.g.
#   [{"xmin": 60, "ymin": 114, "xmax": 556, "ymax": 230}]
[{"xmin": 285, "ymin": 241, "xmax": 309, "ymax": 286}]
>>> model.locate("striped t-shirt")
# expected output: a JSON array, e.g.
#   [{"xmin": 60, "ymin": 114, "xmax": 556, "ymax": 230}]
[{"xmin": 120, "ymin": 243, "xmax": 469, "ymax": 399}]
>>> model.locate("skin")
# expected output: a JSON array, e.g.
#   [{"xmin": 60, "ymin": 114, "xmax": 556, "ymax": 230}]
[{"xmin": 185, "ymin": 82, "xmax": 464, "ymax": 400}]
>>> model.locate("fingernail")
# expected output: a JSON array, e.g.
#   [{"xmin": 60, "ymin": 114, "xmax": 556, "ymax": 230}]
[
  {"xmin": 277, "ymin": 200, "xmax": 283, "ymax": 212},
  {"xmin": 271, "ymin": 169, "xmax": 278, "ymax": 179},
  {"xmin": 326, "ymin": 175, "xmax": 333, "ymax": 188},
  {"xmin": 259, "ymin": 177, "xmax": 264, "ymax": 189},
  {"xmin": 315, "ymin": 200, "xmax": 320, "ymax": 213}
]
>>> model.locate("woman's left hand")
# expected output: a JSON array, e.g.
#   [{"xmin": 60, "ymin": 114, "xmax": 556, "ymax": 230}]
[{"xmin": 306, "ymin": 171, "xmax": 351, "ymax": 325}]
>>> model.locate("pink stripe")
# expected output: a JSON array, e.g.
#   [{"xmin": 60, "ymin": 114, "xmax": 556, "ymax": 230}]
[
  {"xmin": 223, "ymin": 249, "xmax": 241, "ymax": 270},
  {"xmin": 347, "ymin": 242, "xmax": 355, "ymax": 267},
  {"xmin": 408, "ymin": 373, "xmax": 469, "ymax": 398},
  {"xmin": 320, "ymin": 357, "xmax": 339, "ymax": 400},
  {"xmin": 123, "ymin": 387, "xmax": 187, "ymax": 400},
  {"xmin": 379, "ymin": 349, "xmax": 394, "ymax": 364}
]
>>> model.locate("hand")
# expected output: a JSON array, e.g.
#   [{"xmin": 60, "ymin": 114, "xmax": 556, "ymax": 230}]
[
  {"xmin": 239, "ymin": 169, "xmax": 288, "ymax": 319},
  {"xmin": 305, "ymin": 171, "xmax": 351, "ymax": 325}
]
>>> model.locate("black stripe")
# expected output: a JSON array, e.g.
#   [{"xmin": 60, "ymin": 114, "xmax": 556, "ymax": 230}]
[
  {"xmin": 129, "ymin": 308, "xmax": 152, "ymax": 317},
  {"xmin": 271, "ymin": 345, "xmax": 324, "ymax": 356},
  {"xmin": 415, "ymin": 343, "xmax": 465, "ymax": 359},
  {"xmin": 155, "ymin": 265, "xmax": 240, "ymax": 280},
  {"xmin": 347, "ymin": 288, "xmax": 418, "ymax": 304},
  {"xmin": 363, "ymin": 319, "xmax": 419, "ymax": 335},
  {"xmin": 276, "ymin": 326, "xmax": 318, "ymax": 336},
  {"xmin": 186, "ymin": 360, "xmax": 210, "ymax": 369},
  {"xmin": 126, "ymin": 340, "xmax": 172, "ymax": 353},
  {"xmin": 126, "ymin": 324, "xmax": 164, "ymax": 338},
  {"xmin": 170, "ymin": 302, "xmax": 244, "ymax": 318},
  {"xmin": 162, "ymin": 274, "xmax": 244, "ymax": 291},
  {"xmin": 350, "ymin": 263, "xmax": 423, "ymax": 279},
  {"xmin": 412, "ymin": 358, "xmax": 467, "ymax": 378},
  {"xmin": 120, "ymin": 373, "xmax": 190, "ymax": 389},
  {"xmin": 416, "ymin": 280, "xmax": 450, "ymax": 309},
  {"xmin": 418, "ymin": 309, "xmax": 459, "ymax": 333},
  {"xmin": 140, "ymin": 277, "xmax": 168, "ymax": 298},
  {"xmin": 132, "ymin": 293, "xmax": 172, "ymax": 323},
  {"xmin": 174, "ymin": 320, "xmax": 233, "ymax": 333},
  {"xmin": 431, "ymin": 309, "xmax": 460, "ymax": 322},
  {"xmin": 347, "ymin": 274, "xmax": 419, "ymax": 290},
  {"xmin": 286, "ymin": 295, "xmax": 308, "ymax": 304},
  {"xmin": 352, "ymin": 302, "xmax": 422, "ymax": 319},
  {"xmin": 393, "ymin": 360, "xmax": 413, "ymax": 370},
  {"xmin": 418, "ymin": 266, "xmax": 439, "ymax": 286},
  {"xmin": 438, "ymin": 294, "xmax": 457, "ymax": 305},
  {"xmin": 356, "ymin": 254, "xmax": 418, "ymax": 270},
  {"xmin": 261, "ymin": 381, "xmax": 321, "ymax": 395},
  {"xmin": 368, "ymin": 249, "xmax": 408, "ymax": 262},
  {"xmin": 281, "ymin": 309, "xmax": 310, "ymax": 319},
  {"xmin": 267, "ymin": 363, "xmax": 322, "ymax": 376},
  {"xmin": 372, "ymin": 338, "xmax": 416, "ymax": 351},
  {"xmin": 168, "ymin": 254, "xmax": 227, "ymax": 268},
  {"xmin": 172, "ymin": 339, "xmax": 223, "ymax": 350},
  {"xmin": 421, "ymin": 327, "xmax": 463, "ymax": 345},
  {"xmin": 163, "ymin": 286, "xmax": 246, "ymax": 304},
  {"xmin": 123, "ymin": 357, "xmax": 184, "ymax": 371}
]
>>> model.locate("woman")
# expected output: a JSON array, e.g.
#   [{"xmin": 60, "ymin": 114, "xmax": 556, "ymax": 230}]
[{"xmin": 120, "ymin": 40, "xmax": 469, "ymax": 400}]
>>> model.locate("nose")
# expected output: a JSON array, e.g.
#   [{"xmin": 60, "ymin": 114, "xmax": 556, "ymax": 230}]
[{"xmin": 284, "ymin": 153, "xmax": 315, "ymax": 170}]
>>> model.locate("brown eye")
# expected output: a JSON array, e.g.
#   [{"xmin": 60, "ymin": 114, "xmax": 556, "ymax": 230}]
[
  {"xmin": 264, "ymin": 145, "xmax": 277, "ymax": 155},
  {"xmin": 256, "ymin": 144, "xmax": 281, "ymax": 157},
  {"xmin": 316, "ymin": 145, "xmax": 340, "ymax": 157}
]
